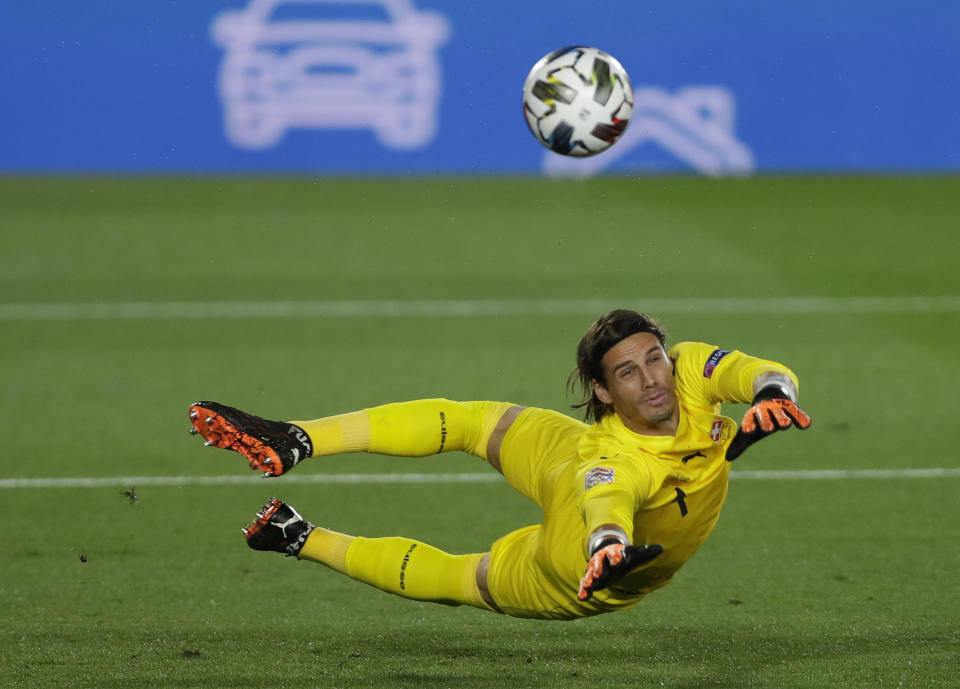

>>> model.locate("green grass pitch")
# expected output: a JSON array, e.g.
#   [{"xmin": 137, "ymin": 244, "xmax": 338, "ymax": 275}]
[{"xmin": 1, "ymin": 177, "xmax": 958, "ymax": 688}]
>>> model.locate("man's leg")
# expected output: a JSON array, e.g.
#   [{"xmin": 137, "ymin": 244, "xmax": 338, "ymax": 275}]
[
  {"xmin": 298, "ymin": 399, "xmax": 519, "ymax": 463},
  {"xmin": 299, "ymin": 529, "xmax": 495, "ymax": 611},
  {"xmin": 188, "ymin": 398, "xmax": 517, "ymax": 475},
  {"xmin": 196, "ymin": 399, "xmax": 520, "ymax": 612},
  {"xmin": 242, "ymin": 497, "xmax": 499, "ymax": 611},
  {"xmin": 296, "ymin": 400, "xmax": 513, "ymax": 611}
]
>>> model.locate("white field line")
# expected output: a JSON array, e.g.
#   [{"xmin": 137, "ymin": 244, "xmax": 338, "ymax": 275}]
[
  {"xmin": 2, "ymin": 468, "xmax": 959, "ymax": 489},
  {"xmin": 1, "ymin": 296, "xmax": 960, "ymax": 320}
]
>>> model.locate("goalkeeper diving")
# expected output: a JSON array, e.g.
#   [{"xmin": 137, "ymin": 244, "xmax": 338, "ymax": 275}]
[{"xmin": 188, "ymin": 309, "xmax": 811, "ymax": 620}]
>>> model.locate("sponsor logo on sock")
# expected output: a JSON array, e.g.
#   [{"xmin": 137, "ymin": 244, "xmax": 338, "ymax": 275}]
[
  {"xmin": 400, "ymin": 543, "xmax": 418, "ymax": 590},
  {"xmin": 438, "ymin": 412, "xmax": 447, "ymax": 453}
]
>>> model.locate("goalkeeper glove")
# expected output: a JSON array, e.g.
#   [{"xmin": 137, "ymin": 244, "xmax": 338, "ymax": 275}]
[
  {"xmin": 577, "ymin": 541, "xmax": 663, "ymax": 601},
  {"xmin": 725, "ymin": 387, "xmax": 811, "ymax": 461}
]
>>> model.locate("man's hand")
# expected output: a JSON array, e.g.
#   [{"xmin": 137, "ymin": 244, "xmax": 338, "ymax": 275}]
[
  {"xmin": 726, "ymin": 389, "xmax": 811, "ymax": 461},
  {"xmin": 577, "ymin": 542, "xmax": 663, "ymax": 601}
]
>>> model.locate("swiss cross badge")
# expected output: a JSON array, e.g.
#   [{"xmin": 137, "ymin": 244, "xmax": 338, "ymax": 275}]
[{"xmin": 710, "ymin": 419, "xmax": 724, "ymax": 442}]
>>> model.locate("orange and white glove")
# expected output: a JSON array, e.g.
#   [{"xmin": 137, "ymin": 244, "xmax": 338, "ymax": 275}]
[
  {"xmin": 725, "ymin": 387, "xmax": 812, "ymax": 461},
  {"xmin": 577, "ymin": 541, "xmax": 663, "ymax": 601}
]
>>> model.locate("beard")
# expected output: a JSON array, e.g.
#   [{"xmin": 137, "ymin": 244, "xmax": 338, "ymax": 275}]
[{"xmin": 637, "ymin": 390, "xmax": 677, "ymax": 425}]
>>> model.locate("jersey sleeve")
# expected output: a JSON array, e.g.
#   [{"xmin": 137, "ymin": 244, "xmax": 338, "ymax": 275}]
[
  {"xmin": 671, "ymin": 341, "xmax": 799, "ymax": 405},
  {"xmin": 575, "ymin": 453, "xmax": 656, "ymax": 550}
]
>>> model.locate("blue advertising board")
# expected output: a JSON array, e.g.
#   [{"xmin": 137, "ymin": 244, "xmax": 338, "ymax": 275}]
[{"xmin": 2, "ymin": 1, "xmax": 957, "ymax": 175}]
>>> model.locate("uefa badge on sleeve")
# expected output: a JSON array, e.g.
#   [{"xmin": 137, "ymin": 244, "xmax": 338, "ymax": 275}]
[
  {"xmin": 585, "ymin": 467, "xmax": 616, "ymax": 490},
  {"xmin": 703, "ymin": 349, "xmax": 730, "ymax": 378}
]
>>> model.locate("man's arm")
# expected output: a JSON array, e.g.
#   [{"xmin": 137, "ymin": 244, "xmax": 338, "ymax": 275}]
[
  {"xmin": 575, "ymin": 462, "xmax": 663, "ymax": 600},
  {"xmin": 674, "ymin": 342, "xmax": 811, "ymax": 461},
  {"xmin": 725, "ymin": 372, "xmax": 812, "ymax": 461}
]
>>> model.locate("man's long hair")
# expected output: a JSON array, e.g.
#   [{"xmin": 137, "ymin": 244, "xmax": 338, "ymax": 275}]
[{"xmin": 567, "ymin": 310, "xmax": 668, "ymax": 423}]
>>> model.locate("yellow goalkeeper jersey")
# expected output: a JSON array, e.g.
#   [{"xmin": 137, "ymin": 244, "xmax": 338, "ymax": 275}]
[
  {"xmin": 487, "ymin": 341, "xmax": 798, "ymax": 618},
  {"xmin": 574, "ymin": 341, "xmax": 798, "ymax": 605}
]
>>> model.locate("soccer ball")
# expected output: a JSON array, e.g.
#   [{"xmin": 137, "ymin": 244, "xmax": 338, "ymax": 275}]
[{"xmin": 522, "ymin": 46, "xmax": 634, "ymax": 157}]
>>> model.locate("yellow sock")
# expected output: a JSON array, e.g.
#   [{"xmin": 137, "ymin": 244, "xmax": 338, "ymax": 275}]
[
  {"xmin": 299, "ymin": 528, "xmax": 489, "ymax": 610},
  {"xmin": 298, "ymin": 526, "xmax": 353, "ymax": 574},
  {"xmin": 295, "ymin": 399, "xmax": 513, "ymax": 459},
  {"xmin": 292, "ymin": 411, "xmax": 370, "ymax": 457},
  {"xmin": 345, "ymin": 537, "xmax": 488, "ymax": 609}
]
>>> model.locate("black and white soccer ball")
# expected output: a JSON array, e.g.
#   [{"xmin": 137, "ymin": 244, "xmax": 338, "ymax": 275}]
[{"xmin": 522, "ymin": 46, "xmax": 634, "ymax": 157}]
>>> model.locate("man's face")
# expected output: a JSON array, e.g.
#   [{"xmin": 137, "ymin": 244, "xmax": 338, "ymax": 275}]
[{"xmin": 594, "ymin": 331, "xmax": 678, "ymax": 435}]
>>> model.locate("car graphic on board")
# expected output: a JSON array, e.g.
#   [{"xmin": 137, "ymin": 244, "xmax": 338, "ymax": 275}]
[
  {"xmin": 543, "ymin": 87, "xmax": 755, "ymax": 178},
  {"xmin": 211, "ymin": 0, "xmax": 451, "ymax": 149}
]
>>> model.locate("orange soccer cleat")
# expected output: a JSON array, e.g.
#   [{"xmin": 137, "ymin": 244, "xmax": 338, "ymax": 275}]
[{"xmin": 188, "ymin": 401, "xmax": 313, "ymax": 476}]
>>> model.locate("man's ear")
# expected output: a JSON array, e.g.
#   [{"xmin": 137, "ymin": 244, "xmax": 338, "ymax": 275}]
[{"xmin": 593, "ymin": 380, "xmax": 612, "ymax": 405}]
